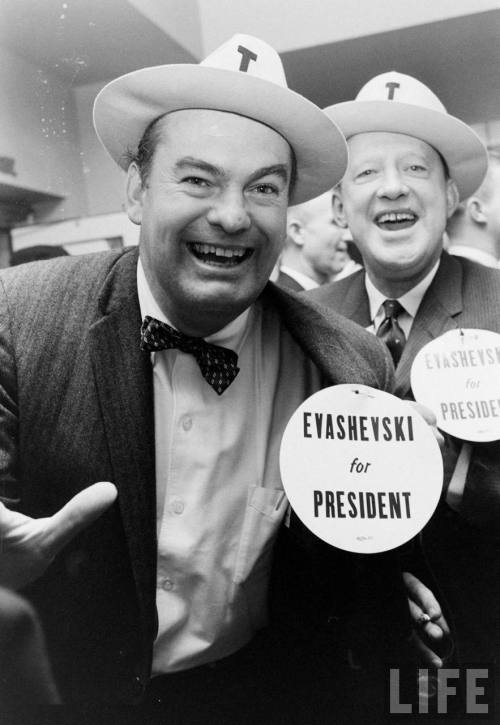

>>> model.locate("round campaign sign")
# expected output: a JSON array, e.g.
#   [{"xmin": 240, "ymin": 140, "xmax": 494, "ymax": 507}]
[
  {"xmin": 279, "ymin": 384, "xmax": 442, "ymax": 554},
  {"xmin": 411, "ymin": 329, "xmax": 500, "ymax": 442}
]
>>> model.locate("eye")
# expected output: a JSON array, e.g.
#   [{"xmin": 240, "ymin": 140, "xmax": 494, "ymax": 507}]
[
  {"xmin": 357, "ymin": 168, "xmax": 375, "ymax": 179},
  {"xmin": 252, "ymin": 183, "xmax": 279, "ymax": 195},
  {"xmin": 408, "ymin": 164, "xmax": 427, "ymax": 173},
  {"xmin": 182, "ymin": 176, "xmax": 210, "ymax": 187}
]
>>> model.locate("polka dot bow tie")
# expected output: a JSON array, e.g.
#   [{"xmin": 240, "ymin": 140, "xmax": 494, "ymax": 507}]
[{"xmin": 140, "ymin": 316, "xmax": 240, "ymax": 395}]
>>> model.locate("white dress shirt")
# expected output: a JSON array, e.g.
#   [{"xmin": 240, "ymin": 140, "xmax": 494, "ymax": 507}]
[{"xmin": 137, "ymin": 260, "xmax": 322, "ymax": 673}]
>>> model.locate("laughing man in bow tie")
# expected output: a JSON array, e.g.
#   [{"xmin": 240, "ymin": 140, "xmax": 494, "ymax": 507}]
[{"xmin": 0, "ymin": 36, "xmax": 433, "ymax": 720}]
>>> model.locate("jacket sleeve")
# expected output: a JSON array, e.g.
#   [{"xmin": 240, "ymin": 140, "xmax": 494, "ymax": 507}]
[{"xmin": 0, "ymin": 279, "xmax": 19, "ymax": 505}]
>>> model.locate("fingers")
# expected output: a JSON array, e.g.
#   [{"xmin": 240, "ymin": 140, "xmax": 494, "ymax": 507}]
[
  {"xmin": 404, "ymin": 571, "xmax": 454, "ymax": 665},
  {"xmin": 46, "ymin": 482, "xmax": 117, "ymax": 555},
  {"xmin": 404, "ymin": 571, "xmax": 449, "ymax": 635},
  {"xmin": 409, "ymin": 631, "xmax": 444, "ymax": 669},
  {"xmin": 407, "ymin": 597, "xmax": 446, "ymax": 641},
  {"xmin": 409, "ymin": 401, "xmax": 437, "ymax": 427},
  {"xmin": 406, "ymin": 402, "xmax": 445, "ymax": 450},
  {"xmin": 403, "ymin": 571, "xmax": 442, "ymax": 621},
  {"xmin": 0, "ymin": 501, "xmax": 30, "ymax": 531}
]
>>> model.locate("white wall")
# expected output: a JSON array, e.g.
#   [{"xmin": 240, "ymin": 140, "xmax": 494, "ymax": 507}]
[
  {"xmin": 72, "ymin": 81, "xmax": 128, "ymax": 216},
  {"xmin": 128, "ymin": 0, "xmax": 203, "ymax": 58},
  {"xmin": 11, "ymin": 211, "xmax": 139, "ymax": 253},
  {"xmin": 198, "ymin": 0, "xmax": 499, "ymax": 53},
  {"xmin": 0, "ymin": 46, "xmax": 87, "ymax": 219}
]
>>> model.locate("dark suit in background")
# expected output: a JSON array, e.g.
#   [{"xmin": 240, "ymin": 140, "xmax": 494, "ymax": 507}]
[
  {"xmin": 275, "ymin": 269, "xmax": 306, "ymax": 292},
  {"xmin": 311, "ymin": 251, "xmax": 500, "ymax": 670}
]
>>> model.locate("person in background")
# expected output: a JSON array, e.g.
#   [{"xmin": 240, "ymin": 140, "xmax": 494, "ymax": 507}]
[
  {"xmin": 312, "ymin": 71, "xmax": 500, "ymax": 699},
  {"xmin": 447, "ymin": 148, "xmax": 500, "ymax": 267},
  {"xmin": 330, "ymin": 237, "xmax": 364, "ymax": 281},
  {"xmin": 9, "ymin": 244, "xmax": 68, "ymax": 266},
  {"xmin": 277, "ymin": 190, "xmax": 346, "ymax": 290}
]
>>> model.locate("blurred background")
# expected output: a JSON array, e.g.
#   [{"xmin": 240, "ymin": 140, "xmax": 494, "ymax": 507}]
[{"xmin": 0, "ymin": 0, "xmax": 498, "ymax": 266}]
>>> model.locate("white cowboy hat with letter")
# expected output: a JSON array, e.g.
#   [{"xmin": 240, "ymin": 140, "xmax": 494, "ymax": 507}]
[
  {"xmin": 324, "ymin": 71, "xmax": 487, "ymax": 200},
  {"xmin": 94, "ymin": 34, "xmax": 348, "ymax": 204}
]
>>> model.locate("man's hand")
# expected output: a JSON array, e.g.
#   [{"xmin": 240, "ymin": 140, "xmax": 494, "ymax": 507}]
[
  {"xmin": 403, "ymin": 571, "xmax": 453, "ymax": 667},
  {"xmin": 407, "ymin": 401, "xmax": 445, "ymax": 451},
  {"xmin": 0, "ymin": 482, "xmax": 117, "ymax": 590}
]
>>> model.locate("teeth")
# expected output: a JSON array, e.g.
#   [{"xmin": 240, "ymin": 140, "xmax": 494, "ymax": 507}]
[
  {"xmin": 192, "ymin": 243, "xmax": 247, "ymax": 258},
  {"xmin": 377, "ymin": 212, "xmax": 416, "ymax": 223}
]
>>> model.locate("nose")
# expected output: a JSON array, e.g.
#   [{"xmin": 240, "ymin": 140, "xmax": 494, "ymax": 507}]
[
  {"xmin": 206, "ymin": 189, "xmax": 251, "ymax": 234},
  {"xmin": 376, "ymin": 168, "xmax": 410, "ymax": 200}
]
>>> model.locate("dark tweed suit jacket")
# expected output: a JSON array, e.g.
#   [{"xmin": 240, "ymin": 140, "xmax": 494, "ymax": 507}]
[
  {"xmin": 311, "ymin": 251, "xmax": 500, "ymax": 665},
  {"xmin": 0, "ymin": 247, "xmax": 410, "ymax": 705}
]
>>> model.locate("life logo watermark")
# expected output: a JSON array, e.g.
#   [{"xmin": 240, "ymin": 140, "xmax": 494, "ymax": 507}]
[{"xmin": 386, "ymin": 666, "xmax": 495, "ymax": 719}]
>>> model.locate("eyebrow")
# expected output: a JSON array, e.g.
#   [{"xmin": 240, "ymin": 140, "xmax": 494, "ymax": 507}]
[
  {"xmin": 175, "ymin": 158, "xmax": 289, "ymax": 185},
  {"xmin": 249, "ymin": 164, "xmax": 289, "ymax": 185},
  {"xmin": 175, "ymin": 157, "xmax": 223, "ymax": 176}
]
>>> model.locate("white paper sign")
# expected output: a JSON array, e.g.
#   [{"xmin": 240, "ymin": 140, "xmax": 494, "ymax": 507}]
[
  {"xmin": 279, "ymin": 384, "xmax": 442, "ymax": 554},
  {"xmin": 411, "ymin": 329, "xmax": 500, "ymax": 442}
]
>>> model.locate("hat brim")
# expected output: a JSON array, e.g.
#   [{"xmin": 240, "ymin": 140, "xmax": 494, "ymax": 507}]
[
  {"xmin": 93, "ymin": 65, "xmax": 348, "ymax": 204},
  {"xmin": 324, "ymin": 101, "xmax": 487, "ymax": 200}
]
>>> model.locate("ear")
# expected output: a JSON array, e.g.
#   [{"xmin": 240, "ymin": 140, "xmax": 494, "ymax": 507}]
[
  {"xmin": 332, "ymin": 188, "xmax": 349, "ymax": 228},
  {"xmin": 466, "ymin": 197, "xmax": 487, "ymax": 225},
  {"xmin": 445, "ymin": 178, "xmax": 460, "ymax": 219},
  {"xmin": 126, "ymin": 163, "xmax": 145, "ymax": 226},
  {"xmin": 286, "ymin": 217, "xmax": 305, "ymax": 247}
]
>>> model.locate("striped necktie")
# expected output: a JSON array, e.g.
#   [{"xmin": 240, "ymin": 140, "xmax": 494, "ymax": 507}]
[{"xmin": 376, "ymin": 299, "xmax": 406, "ymax": 365}]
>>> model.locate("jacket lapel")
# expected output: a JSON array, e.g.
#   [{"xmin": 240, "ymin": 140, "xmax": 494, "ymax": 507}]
[
  {"xmin": 334, "ymin": 270, "xmax": 371, "ymax": 327},
  {"xmin": 395, "ymin": 253, "xmax": 464, "ymax": 397},
  {"xmin": 264, "ymin": 281, "xmax": 384, "ymax": 388},
  {"xmin": 89, "ymin": 248, "xmax": 157, "ymax": 644}
]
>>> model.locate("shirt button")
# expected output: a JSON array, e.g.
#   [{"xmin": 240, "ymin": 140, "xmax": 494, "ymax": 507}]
[
  {"xmin": 172, "ymin": 500, "xmax": 184, "ymax": 515},
  {"xmin": 182, "ymin": 416, "xmax": 192, "ymax": 431},
  {"xmin": 162, "ymin": 578, "xmax": 174, "ymax": 591}
]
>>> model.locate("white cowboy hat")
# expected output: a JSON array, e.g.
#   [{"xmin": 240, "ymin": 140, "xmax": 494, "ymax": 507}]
[
  {"xmin": 324, "ymin": 71, "xmax": 487, "ymax": 200},
  {"xmin": 93, "ymin": 34, "xmax": 347, "ymax": 204}
]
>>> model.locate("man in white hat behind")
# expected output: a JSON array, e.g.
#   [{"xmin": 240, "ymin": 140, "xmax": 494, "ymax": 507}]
[
  {"xmin": 0, "ymin": 38, "xmax": 420, "ymax": 718},
  {"xmin": 312, "ymin": 72, "xmax": 500, "ymax": 689}
]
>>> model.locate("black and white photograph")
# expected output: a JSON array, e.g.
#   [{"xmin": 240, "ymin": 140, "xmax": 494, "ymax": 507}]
[{"xmin": 0, "ymin": 1, "xmax": 499, "ymax": 723}]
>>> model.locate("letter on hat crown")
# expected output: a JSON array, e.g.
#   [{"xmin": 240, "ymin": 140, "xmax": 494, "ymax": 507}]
[
  {"xmin": 355, "ymin": 71, "xmax": 446, "ymax": 112},
  {"xmin": 93, "ymin": 33, "xmax": 348, "ymax": 202},
  {"xmin": 200, "ymin": 34, "xmax": 287, "ymax": 87}
]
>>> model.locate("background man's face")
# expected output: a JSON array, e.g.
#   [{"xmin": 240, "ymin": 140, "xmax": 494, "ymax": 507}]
[
  {"xmin": 299, "ymin": 192, "xmax": 346, "ymax": 277},
  {"xmin": 127, "ymin": 109, "xmax": 292, "ymax": 333},
  {"xmin": 482, "ymin": 162, "xmax": 500, "ymax": 246},
  {"xmin": 331, "ymin": 239, "xmax": 350, "ymax": 275},
  {"xmin": 336, "ymin": 132, "xmax": 458, "ymax": 289}
]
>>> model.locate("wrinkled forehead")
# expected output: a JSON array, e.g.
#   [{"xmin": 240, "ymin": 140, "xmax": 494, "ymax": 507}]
[
  {"xmin": 347, "ymin": 131, "xmax": 441, "ymax": 163},
  {"xmin": 153, "ymin": 108, "xmax": 293, "ymax": 161}
]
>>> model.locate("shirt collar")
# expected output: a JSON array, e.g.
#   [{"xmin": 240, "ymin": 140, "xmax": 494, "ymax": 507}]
[
  {"xmin": 137, "ymin": 257, "xmax": 251, "ymax": 350},
  {"xmin": 279, "ymin": 265, "xmax": 319, "ymax": 290},
  {"xmin": 365, "ymin": 258, "xmax": 440, "ymax": 323}
]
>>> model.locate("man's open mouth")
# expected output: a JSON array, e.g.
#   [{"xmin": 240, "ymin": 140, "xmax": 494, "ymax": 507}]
[
  {"xmin": 374, "ymin": 211, "xmax": 418, "ymax": 231},
  {"xmin": 188, "ymin": 242, "xmax": 254, "ymax": 267}
]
